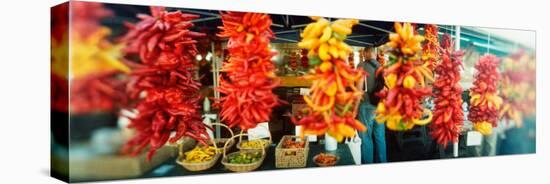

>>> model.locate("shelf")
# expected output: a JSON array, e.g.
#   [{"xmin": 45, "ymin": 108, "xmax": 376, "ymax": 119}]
[{"xmin": 279, "ymin": 76, "xmax": 312, "ymax": 87}]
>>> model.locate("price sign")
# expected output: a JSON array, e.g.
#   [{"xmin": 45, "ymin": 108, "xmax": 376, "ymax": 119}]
[{"xmin": 247, "ymin": 122, "xmax": 270, "ymax": 140}]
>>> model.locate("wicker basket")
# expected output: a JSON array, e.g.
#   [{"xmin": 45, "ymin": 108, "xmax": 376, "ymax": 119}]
[
  {"xmin": 176, "ymin": 136, "xmax": 221, "ymax": 172},
  {"xmin": 236, "ymin": 127, "xmax": 272, "ymax": 151},
  {"xmin": 208, "ymin": 123, "xmax": 235, "ymax": 153},
  {"xmin": 275, "ymin": 135, "xmax": 309, "ymax": 168},
  {"xmin": 221, "ymin": 133, "xmax": 266, "ymax": 172}
]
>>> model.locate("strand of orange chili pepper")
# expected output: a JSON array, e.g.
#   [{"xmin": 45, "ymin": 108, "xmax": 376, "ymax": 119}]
[
  {"xmin": 374, "ymin": 22, "xmax": 433, "ymax": 131},
  {"xmin": 468, "ymin": 54, "xmax": 502, "ymax": 135},
  {"xmin": 422, "ymin": 24, "xmax": 440, "ymax": 70}
]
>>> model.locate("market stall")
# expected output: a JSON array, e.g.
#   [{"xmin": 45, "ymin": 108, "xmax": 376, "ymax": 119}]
[{"xmin": 50, "ymin": 2, "xmax": 536, "ymax": 182}]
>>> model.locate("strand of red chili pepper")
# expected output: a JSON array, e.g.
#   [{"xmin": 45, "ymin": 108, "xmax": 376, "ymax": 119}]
[
  {"xmin": 121, "ymin": 7, "xmax": 210, "ymax": 160},
  {"xmin": 468, "ymin": 54, "xmax": 501, "ymax": 135},
  {"xmin": 430, "ymin": 34, "xmax": 464, "ymax": 147},
  {"xmin": 216, "ymin": 12, "xmax": 282, "ymax": 130}
]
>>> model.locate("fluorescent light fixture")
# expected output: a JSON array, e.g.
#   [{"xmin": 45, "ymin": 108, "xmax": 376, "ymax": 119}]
[{"xmin": 473, "ymin": 42, "xmax": 509, "ymax": 53}]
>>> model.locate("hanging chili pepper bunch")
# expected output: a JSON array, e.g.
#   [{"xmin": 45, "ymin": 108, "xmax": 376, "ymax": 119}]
[
  {"xmin": 289, "ymin": 51, "xmax": 298, "ymax": 71},
  {"xmin": 374, "ymin": 46, "xmax": 386, "ymax": 76},
  {"xmin": 430, "ymin": 34, "xmax": 464, "ymax": 146},
  {"xmin": 70, "ymin": 27, "xmax": 130, "ymax": 114},
  {"xmin": 291, "ymin": 17, "xmax": 366, "ymax": 142},
  {"xmin": 300, "ymin": 49, "xmax": 309, "ymax": 69},
  {"xmin": 374, "ymin": 22, "xmax": 433, "ymax": 131},
  {"xmin": 422, "ymin": 24, "xmax": 440, "ymax": 70},
  {"xmin": 499, "ymin": 51, "xmax": 532, "ymax": 127},
  {"xmin": 71, "ymin": 1, "xmax": 113, "ymax": 38},
  {"xmin": 51, "ymin": 3, "xmax": 69, "ymax": 113},
  {"xmin": 468, "ymin": 54, "xmax": 502, "ymax": 135},
  {"xmin": 68, "ymin": 2, "xmax": 130, "ymax": 114},
  {"xmin": 523, "ymin": 53, "xmax": 536, "ymax": 117},
  {"xmin": 121, "ymin": 7, "xmax": 209, "ymax": 160},
  {"xmin": 216, "ymin": 12, "xmax": 282, "ymax": 130}
]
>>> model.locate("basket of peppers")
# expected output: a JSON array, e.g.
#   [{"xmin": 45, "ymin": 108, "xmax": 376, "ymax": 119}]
[
  {"xmin": 176, "ymin": 135, "xmax": 221, "ymax": 172},
  {"xmin": 236, "ymin": 125, "xmax": 272, "ymax": 152},
  {"xmin": 221, "ymin": 133, "xmax": 266, "ymax": 172},
  {"xmin": 275, "ymin": 135, "xmax": 309, "ymax": 168}
]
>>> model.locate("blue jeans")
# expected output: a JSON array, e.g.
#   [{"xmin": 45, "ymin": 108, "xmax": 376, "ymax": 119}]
[{"xmin": 358, "ymin": 103, "xmax": 387, "ymax": 163}]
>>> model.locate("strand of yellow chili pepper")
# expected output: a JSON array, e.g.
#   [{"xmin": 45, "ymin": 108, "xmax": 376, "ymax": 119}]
[
  {"xmin": 291, "ymin": 17, "xmax": 366, "ymax": 142},
  {"xmin": 68, "ymin": 2, "xmax": 129, "ymax": 114}
]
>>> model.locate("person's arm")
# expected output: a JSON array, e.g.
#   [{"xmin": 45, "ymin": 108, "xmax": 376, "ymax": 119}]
[
  {"xmin": 356, "ymin": 62, "xmax": 366, "ymax": 92},
  {"xmin": 357, "ymin": 73, "xmax": 365, "ymax": 92}
]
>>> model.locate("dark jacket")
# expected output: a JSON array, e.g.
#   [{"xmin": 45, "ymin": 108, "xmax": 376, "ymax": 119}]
[{"xmin": 358, "ymin": 59, "xmax": 382, "ymax": 106}]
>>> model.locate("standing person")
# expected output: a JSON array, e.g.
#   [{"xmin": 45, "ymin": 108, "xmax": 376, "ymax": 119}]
[{"xmin": 357, "ymin": 46, "xmax": 387, "ymax": 163}]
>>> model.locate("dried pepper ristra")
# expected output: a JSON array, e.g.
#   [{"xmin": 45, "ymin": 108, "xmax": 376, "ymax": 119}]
[
  {"xmin": 499, "ymin": 51, "xmax": 532, "ymax": 127},
  {"xmin": 468, "ymin": 54, "xmax": 502, "ymax": 135},
  {"xmin": 430, "ymin": 34, "xmax": 464, "ymax": 146},
  {"xmin": 216, "ymin": 12, "xmax": 282, "ymax": 130},
  {"xmin": 122, "ymin": 7, "xmax": 209, "ymax": 160},
  {"xmin": 291, "ymin": 17, "xmax": 366, "ymax": 142},
  {"xmin": 374, "ymin": 22, "xmax": 433, "ymax": 131},
  {"xmin": 422, "ymin": 24, "xmax": 439, "ymax": 70}
]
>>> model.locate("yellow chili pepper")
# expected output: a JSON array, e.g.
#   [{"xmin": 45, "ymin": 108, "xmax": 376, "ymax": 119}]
[
  {"xmin": 473, "ymin": 121, "xmax": 493, "ymax": 135},
  {"xmin": 324, "ymin": 83, "xmax": 338, "ymax": 96},
  {"xmin": 403, "ymin": 75, "xmax": 416, "ymax": 89},
  {"xmin": 385, "ymin": 73, "xmax": 398, "ymax": 89},
  {"xmin": 319, "ymin": 61, "xmax": 333, "ymax": 73}
]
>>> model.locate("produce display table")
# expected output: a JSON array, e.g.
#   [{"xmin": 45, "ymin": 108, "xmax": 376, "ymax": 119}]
[{"xmin": 140, "ymin": 143, "xmax": 355, "ymax": 178}]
